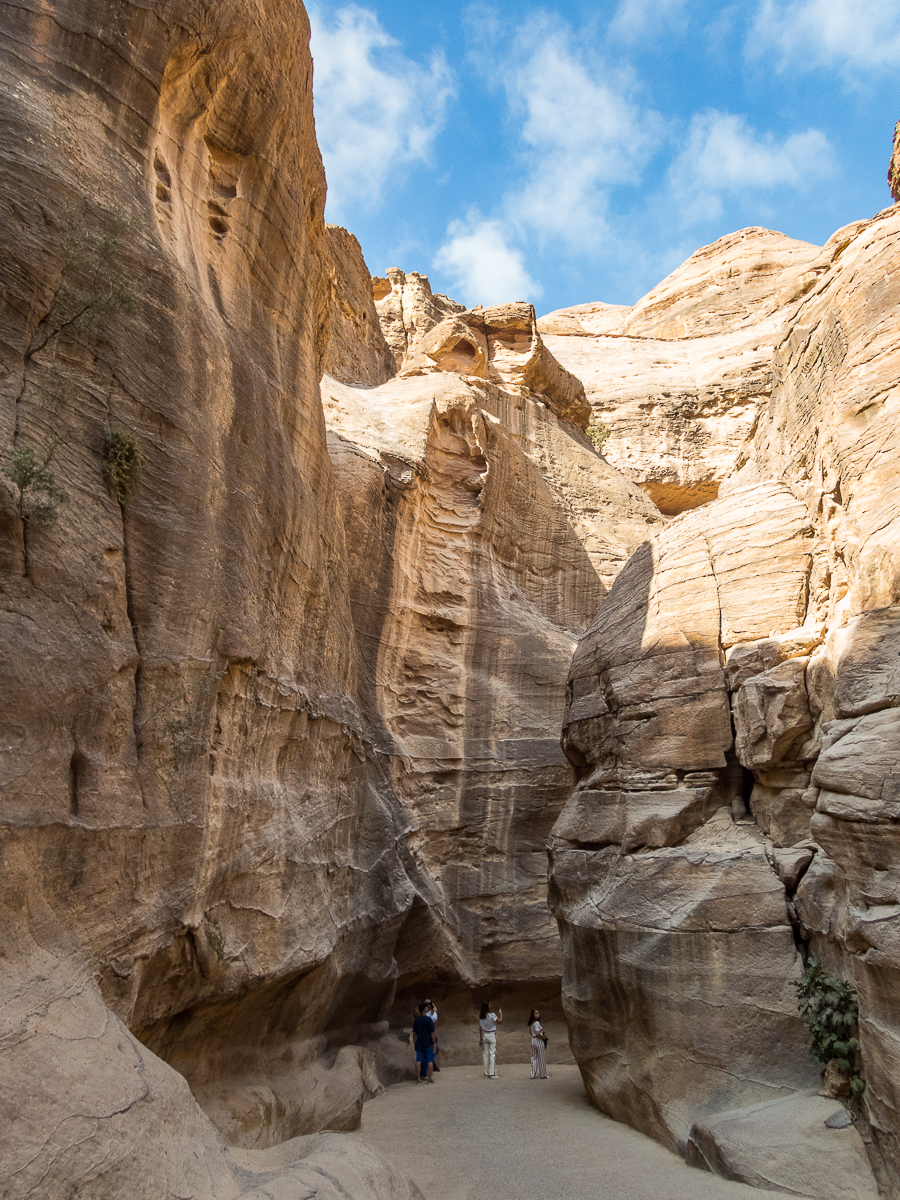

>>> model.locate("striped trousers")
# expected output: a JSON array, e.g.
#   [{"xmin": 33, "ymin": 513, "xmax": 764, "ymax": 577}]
[{"xmin": 530, "ymin": 1036, "xmax": 548, "ymax": 1078}]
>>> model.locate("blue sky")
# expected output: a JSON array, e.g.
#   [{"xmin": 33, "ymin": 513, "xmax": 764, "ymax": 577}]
[{"xmin": 308, "ymin": 0, "xmax": 900, "ymax": 315}]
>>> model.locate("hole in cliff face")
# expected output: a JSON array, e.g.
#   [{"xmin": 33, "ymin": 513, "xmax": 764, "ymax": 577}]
[
  {"xmin": 435, "ymin": 338, "xmax": 480, "ymax": 374},
  {"xmin": 639, "ymin": 478, "xmax": 720, "ymax": 516},
  {"xmin": 153, "ymin": 152, "xmax": 171, "ymax": 188},
  {"xmin": 68, "ymin": 751, "xmax": 87, "ymax": 816}
]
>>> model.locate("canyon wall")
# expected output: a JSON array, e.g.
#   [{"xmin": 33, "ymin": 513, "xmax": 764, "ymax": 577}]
[
  {"xmin": 0, "ymin": 3, "xmax": 660, "ymax": 1194},
  {"xmin": 1, "ymin": 1, "xmax": 898, "ymax": 1196},
  {"xmin": 322, "ymin": 301, "xmax": 660, "ymax": 1028},
  {"xmin": 0, "ymin": 1, "xmax": 423, "ymax": 1192},
  {"xmin": 549, "ymin": 199, "xmax": 900, "ymax": 1188}
]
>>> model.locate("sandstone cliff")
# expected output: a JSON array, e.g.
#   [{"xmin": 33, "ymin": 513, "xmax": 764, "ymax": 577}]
[
  {"xmin": 0, "ymin": 2, "xmax": 417, "ymax": 1194},
  {"xmin": 322, "ymin": 353, "xmax": 660, "ymax": 1024},
  {"xmin": 540, "ymin": 228, "xmax": 828, "ymax": 514},
  {"xmin": 2, "ymin": 2, "xmax": 899, "ymax": 1195},
  {"xmin": 550, "ymin": 199, "xmax": 900, "ymax": 1190},
  {"xmin": 0, "ymin": 3, "xmax": 662, "ymax": 1194}
]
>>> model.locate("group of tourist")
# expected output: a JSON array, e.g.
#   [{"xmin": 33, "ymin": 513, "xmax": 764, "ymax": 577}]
[{"xmin": 411, "ymin": 999, "xmax": 550, "ymax": 1082}]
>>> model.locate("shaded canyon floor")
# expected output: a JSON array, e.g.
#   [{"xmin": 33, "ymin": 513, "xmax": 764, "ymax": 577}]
[{"xmin": 351, "ymin": 1065, "xmax": 764, "ymax": 1200}]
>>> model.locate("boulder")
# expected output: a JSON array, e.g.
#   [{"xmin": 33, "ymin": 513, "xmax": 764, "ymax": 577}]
[{"xmin": 687, "ymin": 1093, "xmax": 879, "ymax": 1200}]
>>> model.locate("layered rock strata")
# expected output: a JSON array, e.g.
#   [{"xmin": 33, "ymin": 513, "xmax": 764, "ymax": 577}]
[
  {"xmin": 322, "ymin": 332, "xmax": 661, "ymax": 1022},
  {"xmin": 324, "ymin": 225, "xmax": 396, "ymax": 386},
  {"xmin": 0, "ymin": 1, "xmax": 663, "ymax": 1193},
  {"xmin": 550, "ymin": 199, "xmax": 900, "ymax": 1186},
  {"xmin": 0, "ymin": 1, "xmax": 415, "ymax": 1192},
  {"xmin": 541, "ymin": 228, "xmax": 828, "ymax": 514}
]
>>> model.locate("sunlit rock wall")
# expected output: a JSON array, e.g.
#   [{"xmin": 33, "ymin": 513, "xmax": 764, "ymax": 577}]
[
  {"xmin": 0, "ymin": 1, "xmax": 418, "ymax": 1192},
  {"xmin": 550, "ymin": 203, "xmax": 900, "ymax": 1172}
]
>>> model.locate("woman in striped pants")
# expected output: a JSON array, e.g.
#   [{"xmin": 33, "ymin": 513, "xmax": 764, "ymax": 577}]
[{"xmin": 528, "ymin": 1008, "xmax": 549, "ymax": 1079}]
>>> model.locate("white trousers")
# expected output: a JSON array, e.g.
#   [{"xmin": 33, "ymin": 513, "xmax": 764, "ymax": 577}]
[
  {"xmin": 531, "ymin": 1036, "xmax": 548, "ymax": 1078},
  {"xmin": 481, "ymin": 1031, "xmax": 496, "ymax": 1076}
]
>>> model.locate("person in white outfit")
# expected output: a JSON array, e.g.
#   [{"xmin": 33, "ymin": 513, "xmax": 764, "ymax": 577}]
[
  {"xmin": 528, "ymin": 1008, "xmax": 549, "ymax": 1079},
  {"xmin": 478, "ymin": 1001, "xmax": 502, "ymax": 1078},
  {"xmin": 425, "ymin": 1000, "xmax": 440, "ymax": 1072}
]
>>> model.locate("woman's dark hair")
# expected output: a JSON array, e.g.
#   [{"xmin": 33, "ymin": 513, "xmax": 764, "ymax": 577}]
[
  {"xmin": 527, "ymin": 1009, "xmax": 537, "ymax": 1027},
  {"xmin": 479, "ymin": 1001, "xmax": 489, "ymax": 1020}
]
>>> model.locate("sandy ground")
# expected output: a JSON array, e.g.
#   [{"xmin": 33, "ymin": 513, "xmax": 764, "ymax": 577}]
[{"xmin": 353, "ymin": 1065, "xmax": 764, "ymax": 1200}]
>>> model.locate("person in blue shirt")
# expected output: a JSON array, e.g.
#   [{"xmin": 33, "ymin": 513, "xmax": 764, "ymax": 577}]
[{"xmin": 412, "ymin": 1001, "xmax": 437, "ymax": 1083}]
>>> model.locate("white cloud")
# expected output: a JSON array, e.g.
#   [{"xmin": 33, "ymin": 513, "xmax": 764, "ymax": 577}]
[
  {"xmin": 433, "ymin": 215, "xmax": 542, "ymax": 307},
  {"xmin": 431, "ymin": 11, "xmax": 663, "ymax": 306},
  {"xmin": 667, "ymin": 111, "xmax": 835, "ymax": 225},
  {"xmin": 609, "ymin": 0, "xmax": 688, "ymax": 41},
  {"xmin": 492, "ymin": 15, "xmax": 662, "ymax": 249},
  {"xmin": 309, "ymin": 5, "xmax": 453, "ymax": 218},
  {"xmin": 749, "ymin": 0, "xmax": 900, "ymax": 72}
]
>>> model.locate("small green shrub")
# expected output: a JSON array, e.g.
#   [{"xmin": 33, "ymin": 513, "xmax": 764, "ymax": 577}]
[
  {"xmin": 102, "ymin": 426, "xmax": 142, "ymax": 505},
  {"xmin": 792, "ymin": 957, "xmax": 865, "ymax": 1096},
  {"xmin": 586, "ymin": 415, "xmax": 611, "ymax": 455},
  {"xmin": 3, "ymin": 435, "xmax": 69, "ymax": 523}
]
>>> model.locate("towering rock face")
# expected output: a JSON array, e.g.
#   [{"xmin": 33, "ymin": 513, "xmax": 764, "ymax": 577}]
[
  {"xmin": 541, "ymin": 228, "xmax": 828, "ymax": 514},
  {"xmin": 550, "ymin": 203, "xmax": 900, "ymax": 1174},
  {"xmin": 0, "ymin": 1, "xmax": 663, "ymax": 1192},
  {"xmin": 323, "ymin": 225, "xmax": 396, "ymax": 386},
  {"xmin": 322, "ymin": 302, "xmax": 661, "ymax": 1024},
  {"xmin": 889, "ymin": 119, "xmax": 900, "ymax": 203},
  {"xmin": 0, "ymin": 1, "xmax": 414, "ymax": 1192}
]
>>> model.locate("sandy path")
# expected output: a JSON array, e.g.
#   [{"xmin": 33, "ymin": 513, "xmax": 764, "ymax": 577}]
[{"xmin": 354, "ymin": 1065, "xmax": 762, "ymax": 1200}]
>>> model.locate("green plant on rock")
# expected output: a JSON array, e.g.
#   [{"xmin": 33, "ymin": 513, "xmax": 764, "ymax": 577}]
[
  {"xmin": 792, "ymin": 957, "xmax": 865, "ymax": 1096},
  {"xmin": 27, "ymin": 213, "xmax": 139, "ymax": 363},
  {"xmin": 102, "ymin": 425, "xmax": 142, "ymax": 505},
  {"xmin": 586, "ymin": 415, "xmax": 611, "ymax": 455},
  {"xmin": 3, "ymin": 435, "xmax": 69, "ymax": 523}
]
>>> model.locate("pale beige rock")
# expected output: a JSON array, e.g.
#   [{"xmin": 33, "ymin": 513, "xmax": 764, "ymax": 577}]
[
  {"xmin": 732, "ymin": 658, "xmax": 813, "ymax": 771},
  {"xmin": 889, "ymin": 120, "xmax": 900, "ymax": 203},
  {"xmin": 0, "ymin": 895, "xmax": 421, "ymax": 1200},
  {"xmin": 550, "ymin": 813, "xmax": 817, "ymax": 1155},
  {"xmin": 553, "ymin": 202, "xmax": 900, "ymax": 1183},
  {"xmin": 322, "ymin": 363, "xmax": 661, "ymax": 1002},
  {"xmin": 402, "ymin": 302, "xmax": 591, "ymax": 427},
  {"xmin": 687, "ymin": 1093, "xmax": 879, "ymax": 1200},
  {"xmin": 374, "ymin": 268, "xmax": 465, "ymax": 370},
  {"xmin": 0, "ymin": 0, "xmax": 425, "ymax": 1180},
  {"xmin": 542, "ymin": 228, "xmax": 828, "ymax": 514}
]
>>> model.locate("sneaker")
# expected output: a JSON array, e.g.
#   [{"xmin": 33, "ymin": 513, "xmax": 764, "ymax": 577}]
[{"xmin": 427, "ymin": 1077, "xmax": 436, "ymax": 1083}]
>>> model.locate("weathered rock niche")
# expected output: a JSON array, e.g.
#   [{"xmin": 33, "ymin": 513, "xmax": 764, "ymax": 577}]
[{"xmin": 0, "ymin": 2, "xmax": 898, "ymax": 1198}]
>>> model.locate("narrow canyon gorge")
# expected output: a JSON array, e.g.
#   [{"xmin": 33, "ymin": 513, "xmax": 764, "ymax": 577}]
[{"xmin": 1, "ymin": 3, "xmax": 899, "ymax": 1199}]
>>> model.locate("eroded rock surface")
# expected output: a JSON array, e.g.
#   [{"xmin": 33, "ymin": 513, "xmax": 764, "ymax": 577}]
[
  {"xmin": 541, "ymin": 228, "xmax": 829, "ymax": 514},
  {"xmin": 551, "ymin": 201, "xmax": 900, "ymax": 1185},
  {"xmin": 322, "ymin": 351, "xmax": 660, "ymax": 1016},
  {"xmin": 687, "ymin": 1094, "xmax": 879, "ymax": 1200},
  {"xmin": 0, "ymin": 1, "xmax": 662, "ymax": 1192},
  {"xmin": 324, "ymin": 225, "xmax": 396, "ymax": 386},
  {"xmin": 373, "ymin": 267, "xmax": 465, "ymax": 371},
  {"xmin": 0, "ymin": 0, "xmax": 418, "ymax": 1191}
]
